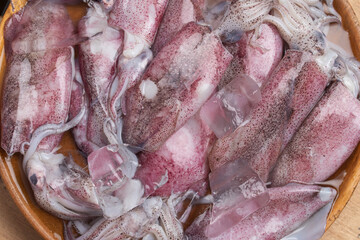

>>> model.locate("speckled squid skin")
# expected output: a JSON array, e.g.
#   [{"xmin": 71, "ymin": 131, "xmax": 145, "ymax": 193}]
[
  {"xmin": 269, "ymin": 82, "xmax": 360, "ymax": 187},
  {"xmin": 1, "ymin": 2, "xmax": 74, "ymax": 155},
  {"xmin": 77, "ymin": 5, "xmax": 124, "ymax": 152},
  {"xmin": 209, "ymin": 50, "xmax": 311, "ymax": 181},
  {"xmin": 122, "ymin": 22, "xmax": 232, "ymax": 152},
  {"xmin": 135, "ymin": 114, "xmax": 214, "ymax": 197},
  {"xmin": 219, "ymin": 23, "xmax": 284, "ymax": 89},
  {"xmin": 108, "ymin": 0, "xmax": 169, "ymax": 44},
  {"xmin": 152, "ymin": 0, "xmax": 198, "ymax": 56},
  {"xmin": 282, "ymin": 60, "xmax": 329, "ymax": 148},
  {"xmin": 213, "ymin": 184, "xmax": 336, "ymax": 240}
]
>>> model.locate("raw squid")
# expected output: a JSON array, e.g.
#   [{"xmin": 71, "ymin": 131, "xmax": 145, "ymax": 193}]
[
  {"xmin": 1, "ymin": 1, "xmax": 75, "ymax": 155},
  {"xmin": 108, "ymin": 0, "xmax": 168, "ymax": 50},
  {"xmin": 123, "ymin": 22, "xmax": 232, "ymax": 152},
  {"xmin": 106, "ymin": 0, "xmax": 168, "ymax": 120},
  {"xmin": 212, "ymin": 184, "xmax": 336, "ymax": 240},
  {"xmin": 282, "ymin": 49, "xmax": 340, "ymax": 148},
  {"xmin": 1, "ymin": 1, "xmax": 103, "ymax": 220},
  {"xmin": 269, "ymin": 79, "xmax": 360, "ymax": 186},
  {"xmin": 262, "ymin": 0, "xmax": 339, "ymax": 55},
  {"xmin": 215, "ymin": 0, "xmax": 338, "ymax": 55},
  {"xmin": 135, "ymin": 114, "xmax": 214, "ymax": 197},
  {"xmin": 219, "ymin": 23, "xmax": 284, "ymax": 89},
  {"xmin": 186, "ymin": 184, "xmax": 336, "ymax": 240},
  {"xmin": 74, "ymin": 3, "xmax": 124, "ymax": 154},
  {"xmin": 65, "ymin": 196, "xmax": 184, "ymax": 240},
  {"xmin": 209, "ymin": 50, "xmax": 310, "ymax": 181},
  {"xmin": 152, "ymin": 0, "xmax": 198, "ymax": 56}
]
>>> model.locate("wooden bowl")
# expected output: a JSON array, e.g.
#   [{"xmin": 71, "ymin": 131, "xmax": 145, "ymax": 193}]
[{"xmin": 0, "ymin": 0, "xmax": 360, "ymax": 239}]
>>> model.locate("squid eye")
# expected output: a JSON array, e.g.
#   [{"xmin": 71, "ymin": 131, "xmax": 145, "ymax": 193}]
[{"xmin": 30, "ymin": 174, "xmax": 38, "ymax": 186}]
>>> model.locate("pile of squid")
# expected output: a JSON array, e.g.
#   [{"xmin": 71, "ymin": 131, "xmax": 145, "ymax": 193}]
[{"xmin": 2, "ymin": 0, "xmax": 360, "ymax": 239}]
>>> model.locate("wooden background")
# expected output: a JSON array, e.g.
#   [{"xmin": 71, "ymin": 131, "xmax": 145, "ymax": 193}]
[{"xmin": 1, "ymin": 0, "xmax": 360, "ymax": 240}]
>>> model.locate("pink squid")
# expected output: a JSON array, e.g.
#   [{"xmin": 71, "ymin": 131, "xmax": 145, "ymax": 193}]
[
  {"xmin": 73, "ymin": 3, "xmax": 124, "ymax": 155},
  {"xmin": 122, "ymin": 22, "xmax": 232, "ymax": 152},
  {"xmin": 282, "ymin": 49, "xmax": 338, "ymax": 148},
  {"xmin": 1, "ymin": 1, "xmax": 75, "ymax": 155},
  {"xmin": 65, "ymin": 196, "xmax": 186, "ymax": 239},
  {"xmin": 219, "ymin": 23, "xmax": 284, "ymax": 89},
  {"xmin": 209, "ymin": 50, "xmax": 310, "ymax": 181},
  {"xmin": 135, "ymin": 113, "xmax": 214, "ymax": 197},
  {"xmin": 105, "ymin": 0, "xmax": 169, "ymax": 120},
  {"xmin": 152, "ymin": 0, "xmax": 199, "ymax": 56},
  {"xmin": 270, "ymin": 78, "xmax": 360, "ymax": 186},
  {"xmin": 186, "ymin": 183, "xmax": 336, "ymax": 240},
  {"xmin": 1, "ymin": 1, "xmax": 102, "ymax": 220},
  {"xmin": 214, "ymin": 184, "xmax": 336, "ymax": 240}
]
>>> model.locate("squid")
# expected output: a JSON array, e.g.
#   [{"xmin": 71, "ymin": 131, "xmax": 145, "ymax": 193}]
[
  {"xmin": 269, "ymin": 60, "xmax": 360, "ymax": 186},
  {"xmin": 212, "ymin": 184, "xmax": 336, "ymax": 239},
  {"xmin": 186, "ymin": 184, "xmax": 336, "ymax": 239},
  {"xmin": 152, "ymin": 0, "xmax": 232, "ymax": 56},
  {"xmin": 282, "ymin": 48, "xmax": 341, "ymax": 148},
  {"xmin": 215, "ymin": 0, "xmax": 338, "ymax": 55},
  {"xmin": 64, "ymin": 196, "xmax": 185, "ymax": 240},
  {"xmin": 262, "ymin": 0, "xmax": 339, "ymax": 55},
  {"xmin": 209, "ymin": 50, "xmax": 310, "ymax": 181},
  {"xmin": 152, "ymin": 0, "xmax": 199, "ymax": 56},
  {"xmin": 1, "ymin": 1, "xmax": 102, "ymax": 220},
  {"xmin": 73, "ymin": 3, "xmax": 124, "ymax": 155},
  {"xmin": 1, "ymin": 1, "xmax": 75, "ymax": 155},
  {"xmin": 219, "ymin": 23, "xmax": 284, "ymax": 89},
  {"xmin": 135, "ymin": 113, "xmax": 214, "ymax": 197},
  {"xmin": 215, "ymin": 0, "xmax": 274, "ymax": 42},
  {"xmin": 106, "ymin": 0, "xmax": 168, "ymax": 119},
  {"xmin": 122, "ymin": 22, "xmax": 232, "ymax": 152}
]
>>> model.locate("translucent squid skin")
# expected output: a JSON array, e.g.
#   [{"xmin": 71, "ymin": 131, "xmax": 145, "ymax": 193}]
[
  {"xmin": 1, "ymin": 1, "xmax": 75, "ymax": 155},
  {"xmin": 122, "ymin": 22, "xmax": 232, "ymax": 152},
  {"xmin": 269, "ymin": 81, "xmax": 360, "ymax": 187},
  {"xmin": 77, "ymin": 4, "xmax": 124, "ymax": 152},
  {"xmin": 219, "ymin": 23, "xmax": 284, "ymax": 89},
  {"xmin": 108, "ymin": 0, "xmax": 169, "ymax": 45},
  {"xmin": 135, "ymin": 114, "xmax": 214, "ymax": 197},
  {"xmin": 212, "ymin": 184, "xmax": 336, "ymax": 240},
  {"xmin": 209, "ymin": 50, "xmax": 311, "ymax": 181}
]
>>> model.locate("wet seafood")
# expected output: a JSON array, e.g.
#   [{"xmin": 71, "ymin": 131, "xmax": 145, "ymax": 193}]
[
  {"xmin": 107, "ymin": 0, "xmax": 168, "ymax": 120},
  {"xmin": 187, "ymin": 184, "xmax": 336, "ymax": 240},
  {"xmin": 1, "ymin": 1, "xmax": 103, "ymax": 220},
  {"xmin": 74, "ymin": 3, "xmax": 124, "ymax": 154},
  {"xmin": 65, "ymin": 196, "xmax": 184, "ymax": 239},
  {"xmin": 219, "ymin": 23, "xmax": 284, "ymax": 89},
  {"xmin": 1, "ymin": 1, "xmax": 75, "ymax": 155},
  {"xmin": 123, "ymin": 22, "xmax": 232, "ymax": 152},
  {"xmin": 270, "ymin": 76, "xmax": 360, "ymax": 186},
  {"xmin": 135, "ymin": 114, "xmax": 214, "ymax": 197},
  {"xmin": 216, "ymin": 0, "xmax": 338, "ymax": 55},
  {"xmin": 209, "ymin": 50, "xmax": 310, "ymax": 181},
  {"xmin": 2, "ymin": 0, "xmax": 360, "ymax": 239},
  {"xmin": 282, "ymin": 48, "xmax": 339, "ymax": 148}
]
